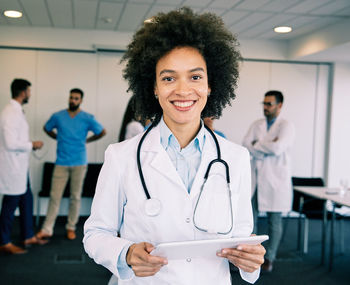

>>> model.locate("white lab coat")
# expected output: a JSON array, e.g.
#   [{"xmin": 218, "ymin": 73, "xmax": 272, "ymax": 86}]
[
  {"xmin": 84, "ymin": 124, "xmax": 260, "ymax": 285},
  {"xmin": 0, "ymin": 100, "xmax": 32, "ymax": 195},
  {"xmin": 242, "ymin": 117, "xmax": 295, "ymax": 212}
]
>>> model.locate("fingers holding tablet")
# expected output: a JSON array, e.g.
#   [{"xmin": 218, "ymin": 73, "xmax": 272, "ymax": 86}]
[{"xmin": 217, "ymin": 243, "xmax": 266, "ymax": 273}]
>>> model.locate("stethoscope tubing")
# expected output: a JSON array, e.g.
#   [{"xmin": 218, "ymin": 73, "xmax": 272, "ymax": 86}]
[
  {"xmin": 137, "ymin": 121, "xmax": 233, "ymax": 234},
  {"xmin": 136, "ymin": 122, "xmax": 155, "ymax": 200},
  {"xmin": 137, "ymin": 122, "xmax": 228, "ymax": 200}
]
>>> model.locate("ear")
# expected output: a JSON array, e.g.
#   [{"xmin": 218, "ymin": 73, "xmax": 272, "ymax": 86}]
[{"xmin": 18, "ymin": 90, "xmax": 25, "ymax": 100}]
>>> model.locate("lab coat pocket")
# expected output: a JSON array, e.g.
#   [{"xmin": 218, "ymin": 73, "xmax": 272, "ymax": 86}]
[{"xmin": 193, "ymin": 173, "xmax": 233, "ymax": 235}]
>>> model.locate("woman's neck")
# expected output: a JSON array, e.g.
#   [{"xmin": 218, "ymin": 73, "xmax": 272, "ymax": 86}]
[{"xmin": 164, "ymin": 119, "xmax": 201, "ymax": 149}]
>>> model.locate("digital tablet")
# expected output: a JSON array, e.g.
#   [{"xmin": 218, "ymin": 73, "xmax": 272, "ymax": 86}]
[{"xmin": 150, "ymin": 235, "xmax": 269, "ymax": 260}]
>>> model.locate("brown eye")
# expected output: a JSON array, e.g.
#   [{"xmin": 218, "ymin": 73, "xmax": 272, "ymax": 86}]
[{"xmin": 161, "ymin": 77, "xmax": 174, "ymax": 82}]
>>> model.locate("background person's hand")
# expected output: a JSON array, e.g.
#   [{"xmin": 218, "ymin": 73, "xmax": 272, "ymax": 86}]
[
  {"xmin": 32, "ymin": 140, "xmax": 44, "ymax": 150},
  {"xmin": 217, "ymin": 242, "xmax": 265, "ymax": 273},
  {"xmin": 126, "ymin": 242, "xmax": 168, "ymax": 277}
]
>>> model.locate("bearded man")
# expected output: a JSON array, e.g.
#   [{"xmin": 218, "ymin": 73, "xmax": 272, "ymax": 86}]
[{"xmin": 36, "ymin": 88, "xmax": 106, "ymax": 241}]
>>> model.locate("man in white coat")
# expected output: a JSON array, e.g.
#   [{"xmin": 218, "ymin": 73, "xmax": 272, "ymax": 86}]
[
  {"xmin": 0, "ymin": 79, "xmax": 46, "ymax": 254},
  {"xmin": 242, "ymin": 90, "xmax": 294, "ymax": 272}
]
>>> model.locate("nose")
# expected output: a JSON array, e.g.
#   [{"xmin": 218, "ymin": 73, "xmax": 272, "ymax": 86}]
[{"xmin": 175, "ymin": 79, "xmax": 192, "ymax": 96}]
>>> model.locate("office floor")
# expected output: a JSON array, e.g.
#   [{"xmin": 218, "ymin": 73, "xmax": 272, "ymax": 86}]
[
  {"xmin": 0, "ymin": 216, "xmax": 349, "ymax": 285},
  {"xmin": 232, "ymin": 217, "xmax": 350, "ymax": 285}
]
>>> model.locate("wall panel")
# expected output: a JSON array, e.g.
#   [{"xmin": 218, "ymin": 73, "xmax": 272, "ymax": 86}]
[{"xmin": 95, "ymin": 52, "xmax": 130, "ymax": 161}]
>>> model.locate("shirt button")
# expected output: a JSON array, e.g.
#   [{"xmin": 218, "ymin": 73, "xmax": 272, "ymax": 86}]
[
  {"xmin": 186, "ymin": 258, "xmax": 191, "ymax": 262},
  {"xmin": 186, "ymin": 218, "xmax": 190, "ymax": 223}
]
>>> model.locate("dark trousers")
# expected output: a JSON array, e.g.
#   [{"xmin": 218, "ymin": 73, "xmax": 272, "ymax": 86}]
[
  {"xmin": 252, "ymin": 191, "xmax": 283, "ymax": 261},
  {"xmin": 0, "ymin": 179, "xmax": 34, "ymax": 245}
]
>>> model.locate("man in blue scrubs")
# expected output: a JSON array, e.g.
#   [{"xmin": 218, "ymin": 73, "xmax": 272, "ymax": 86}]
[{"xmin": 36, "ymin": 88, "xmax": 106, "ymax": 241}]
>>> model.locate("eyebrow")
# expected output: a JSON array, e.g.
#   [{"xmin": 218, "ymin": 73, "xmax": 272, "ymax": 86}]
[{"xmin": 159, "ymin": 67, "xmax": 205, "ymax": 76}]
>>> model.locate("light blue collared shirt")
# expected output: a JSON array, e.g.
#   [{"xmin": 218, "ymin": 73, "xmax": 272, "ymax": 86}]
[
  {"xmin": 266, "ymin": 117, "xmax": 276, "ymax": 131},
  {"xmin": 159, "ymin": 118, "xmax": 205, "ymax": 193}
]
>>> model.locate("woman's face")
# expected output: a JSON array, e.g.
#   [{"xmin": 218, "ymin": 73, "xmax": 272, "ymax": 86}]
[{"xmin": 154, "ymin": 46, "xmax": 210, "ymax": 131}]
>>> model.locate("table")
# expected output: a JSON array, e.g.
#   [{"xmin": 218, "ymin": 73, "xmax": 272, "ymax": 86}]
[{"xmin": 294, "ymin": 186, "xmax": 350, "ymax": 271}]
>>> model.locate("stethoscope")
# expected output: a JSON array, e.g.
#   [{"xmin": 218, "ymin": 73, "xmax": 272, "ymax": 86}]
[{"xmin": 136, "ymin": 122, "xmax": 233, "ymax": 235}]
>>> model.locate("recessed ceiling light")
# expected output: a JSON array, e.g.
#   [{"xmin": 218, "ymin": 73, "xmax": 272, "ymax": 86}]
[
  {"xmin": 274, "ymin": 26, "xmax": 292, "ymax": 33},
  {"xmin": 4, "ymin": 10, "xmax": 23, "ymax": 18}
]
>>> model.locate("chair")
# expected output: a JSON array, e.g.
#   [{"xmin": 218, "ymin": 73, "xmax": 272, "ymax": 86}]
[
  {"xmin": 292, "ymin": 177, "xmax": 345, "ymax": 254},
  {"xmin": 36, "ymin": 162, "xmax": 102, "ymax": 225},
  {"xmin": 292, "ymin": 177, "xmax": 325, "ymax": 254}
]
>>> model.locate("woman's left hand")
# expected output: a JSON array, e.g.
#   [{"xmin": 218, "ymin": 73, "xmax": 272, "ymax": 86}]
[{"xmin": 217, "ymin": 242, "xmax": 266, "ymax": 273}]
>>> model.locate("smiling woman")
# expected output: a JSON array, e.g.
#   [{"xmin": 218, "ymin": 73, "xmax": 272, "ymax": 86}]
[
  {"xmin": 83, "ymin": 7, "xmax": 265, "ymax": 285},
  {"xmin": 121, "ymin": 7, "xmax": 241, "ymax": 124},
  {"xmin": 154, "ymin": 47, "xmax": 210, "ymax": 147}
]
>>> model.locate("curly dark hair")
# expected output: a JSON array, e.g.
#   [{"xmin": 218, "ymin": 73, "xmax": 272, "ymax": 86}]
[{"xmin": 121, "ymin": 7, "xmax": 241, "ymax": 123}]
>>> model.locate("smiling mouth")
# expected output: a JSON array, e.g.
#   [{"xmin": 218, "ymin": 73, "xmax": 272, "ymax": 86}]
[{"xmin": 172, "ymin": 101, "xmax": 195, "ymax": 108}]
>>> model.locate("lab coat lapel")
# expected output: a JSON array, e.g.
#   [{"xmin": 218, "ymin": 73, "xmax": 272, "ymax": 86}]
[
  {"xmin": 142, "ymin": 125, "xmax": 185, "ymax": 190},
  {"xmin": 264, "ymin": 116, "xmax": 280, "ymax": 140},
  {"xmin": 259, "ymin": 120, "xmax": 268, "ymax": 135},
  {"xmin": 268, "ymin": 116, "xmax": 281, "ymax": 133},
  {"xmin": 190, "ymin": 129, "xmax": 217, "ymax": 198}
]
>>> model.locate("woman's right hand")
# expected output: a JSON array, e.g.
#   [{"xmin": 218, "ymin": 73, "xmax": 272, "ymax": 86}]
[{"xmin": 126, "ymin": 242, "xmax": 168, "ymax": 277}]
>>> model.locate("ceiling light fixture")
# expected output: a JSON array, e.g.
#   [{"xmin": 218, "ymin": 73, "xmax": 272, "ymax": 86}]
[
  {"xmin": 274, "ymin": 26, "xmax": 292, "ymax": 33},
  {"xmin": 4, "ymin": 10, "xmax": 23, "ymax": 18}
]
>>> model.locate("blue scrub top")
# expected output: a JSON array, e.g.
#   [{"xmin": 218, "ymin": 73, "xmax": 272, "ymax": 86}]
[
  {"xmin": 44, "ymin": 110, "xmax": 104, "ymax": 166},
  {"xmin": 214, "ymin": 130, "xmax": 226, "ymax": 139}
]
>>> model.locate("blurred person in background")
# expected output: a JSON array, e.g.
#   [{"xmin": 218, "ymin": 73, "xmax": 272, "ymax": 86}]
[
  {"xmin": 242, "ymin": 90, "xmax": 294, "ymax": 272},
  {"xmin": 118, "ymin": 96, "xmax": 146, "ymax": 142},
  {"xmin": 0, "ymin": 78, "xmax": 46, "ymax": 254},
  {"xmin": 36, "ymin": 88, "xmax": 106, "ymax": 241}
]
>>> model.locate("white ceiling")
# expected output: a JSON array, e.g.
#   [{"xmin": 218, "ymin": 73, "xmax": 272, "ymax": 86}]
[{"xmin": 0, "ymin": 0, "xmax": 349, "ymax": 40}]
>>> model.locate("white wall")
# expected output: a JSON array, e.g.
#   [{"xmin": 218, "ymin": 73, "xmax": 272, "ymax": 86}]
[
  {"xmin": 0, "ymin": 26, "xmax": 132, "ymax": 51},
  {"xmin": 288, "ymin": 18, "xmax": 350, "ymax": 60},
  {"xmin": 239, "ymin": 39, "xmax": 288, "ymax": 60},
  {"xmin": 327, "ymin": 63, "xmax": 350, "ymax": 187},
  {"xmin": 0, "ymin": 26, "xmax": 288, "ymax": 61}
]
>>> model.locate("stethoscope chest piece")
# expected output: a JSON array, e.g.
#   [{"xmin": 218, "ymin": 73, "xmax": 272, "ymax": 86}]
[{"xmin": 144, "ymin": 198, "xmax": 161, "ymax": 216}]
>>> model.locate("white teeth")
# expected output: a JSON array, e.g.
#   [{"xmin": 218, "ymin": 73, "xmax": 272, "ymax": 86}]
[{"xmin": 173, "ymin": 101, "xmax": 194, "ymax": 108}]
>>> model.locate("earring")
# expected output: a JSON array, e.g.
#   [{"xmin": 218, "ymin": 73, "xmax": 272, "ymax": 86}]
[
  {"xmin": 155, "ymin": 94, "xmax": 158, "ymax": 99},
  {"xmin": 208, "ymin": 92, "xmax": 211, "ymax": 97}
]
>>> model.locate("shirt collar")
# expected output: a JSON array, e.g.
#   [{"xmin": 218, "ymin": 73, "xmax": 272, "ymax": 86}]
[
  {"xmin": 267, "ymin": 117, "xmax": 277, "ymax": 125},
  {"xmin": 10, "ymin": 99, "xmax": 22, "ymax": 111},
  {"xmin": 159, "ymin": 117, "xmax": 205, "ymax": 152}
]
